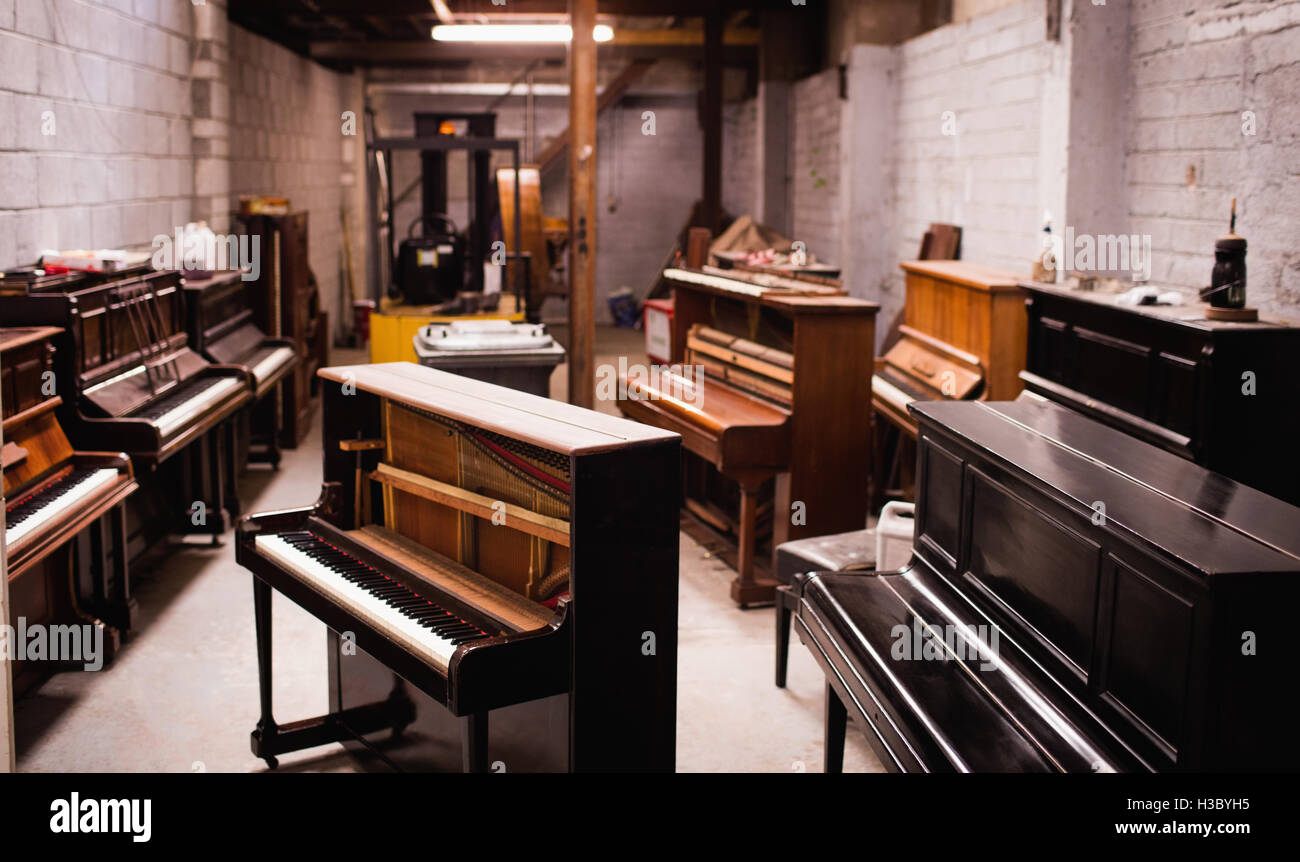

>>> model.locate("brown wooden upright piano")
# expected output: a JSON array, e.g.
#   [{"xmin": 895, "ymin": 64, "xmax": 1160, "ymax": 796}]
[
  {"xmin": 236, "ymin": 362, "xmax": 680, "ymax": 772},
  {"xmin": 617, "ymin": 266, "xmax": 878, "ymax": 607},
  {"xmin": 2, "ymin": 327, "xmax": 137, "ymax": 691},
  {"xmin": 872, "ymin": 260, "xmax": 1026, "ymax": 501}
]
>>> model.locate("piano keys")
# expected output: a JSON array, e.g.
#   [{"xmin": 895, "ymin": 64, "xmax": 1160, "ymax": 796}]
[
  {"xmin": 871, "ymin": 261, "xmax": 1026, "ymax": 504},
  {"xmin": 618, "ymin": 266, "xmax": 878, "ymax": 607},
  {"xmin": 183, "ymin": 270, "xmax": 299, "ymax": 469},
  {"xmin": 791, "ymin": 396, "xmax": 1300, "ymax": 772},
  {"xmin": 236, "ymin": 362, "xmax": 680, "ymax": 772},
  {"xmin": 0, "ymin": 268, "xmax": 253, "ymax": 550},
  {"xmin": 2, "ymin": 326, "xmax": 137, "ymax": 692},
  {"xmin": 1019, "ymin": 279, "xmax": 1300, "ymax": 506}
]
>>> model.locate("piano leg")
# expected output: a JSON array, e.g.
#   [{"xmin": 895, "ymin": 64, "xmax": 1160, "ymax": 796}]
[
  {"xmin": 824, "ymin": 683, "xmax": 847, "ymax": 774},
  {"xmin": 729, "ymin": 472, "xmax": 779, "ymax": 608},
  {"xmin": 249, "ymin": 576, "xmax": 418, "ymax": 770},
  {"xmin": 251, "ymin": 574, "xmax": 281, "ymax": 769},
  {"xmin": 85, "ymin": 506, "xmax": 137, "ymax": 634},
  {"xmin": 774, "ymin": 586, "xmax": 793, "ymax": 688},
  {"xmin": 461, "ymin": 712, "xmax": 489, "ymax": 773}
]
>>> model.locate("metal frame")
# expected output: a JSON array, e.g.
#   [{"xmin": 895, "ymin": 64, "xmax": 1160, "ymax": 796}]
[{"xmin": 365, "ymin": 133, "xmax": 523, "ymax": 313}]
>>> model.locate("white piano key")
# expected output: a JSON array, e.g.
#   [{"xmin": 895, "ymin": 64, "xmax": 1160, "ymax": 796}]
[
  {"xmin": 249, "ymin": 346, "xmax": 296, "ymax": 384},
  {"xmin": 155, "ymin": 376, "xmax": 242, "ymax": 437},
  {"xmin": 4, "ymin": 468, "xmax": 123, "ymax": 552},
  {"xmin": 254, "ymin": 534, "xmax": 460, "ymax": 671}
]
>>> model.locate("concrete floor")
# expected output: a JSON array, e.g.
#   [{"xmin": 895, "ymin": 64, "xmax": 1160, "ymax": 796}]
[{"xmin": 13, "ymin": 333, "xmax": 880, "ymax": 773}]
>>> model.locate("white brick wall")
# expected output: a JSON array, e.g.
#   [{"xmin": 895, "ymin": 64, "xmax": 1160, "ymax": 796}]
[
  {"xmin": 722, "ymin": 98, "xmax": 757, "ymax": 220},
  {"xmin": 0, "ymin": 0, "xmax": 193, "ymax": 265},
  {"xmin": 1127, "ymin": 0, "xmax": 1300, "ymax": 314},
  {"xmin": 0, "ymin": 0, "xmax": 360, "ymax": 336},
  {"xmin": 790, "ymin": 68, "xmax": 842, "ymax": 264},
  {"xmin": 890, "ymin": 0, "xmax": 1053, "ymax": 284}
]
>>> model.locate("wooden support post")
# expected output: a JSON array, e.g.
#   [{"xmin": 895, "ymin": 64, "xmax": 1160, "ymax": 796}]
[
  {"xmin": 567, "ymin": 0, "xmax": 597, "ymax": 409},
  {"xmin": 701, "ymin": 8, "xmax": 723, "ymax": 234}
]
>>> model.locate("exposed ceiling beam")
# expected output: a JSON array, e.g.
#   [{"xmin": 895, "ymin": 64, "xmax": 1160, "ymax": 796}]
[{"xmin": 308, "ymin": 39, "xmax": 756, "ymax": 65}]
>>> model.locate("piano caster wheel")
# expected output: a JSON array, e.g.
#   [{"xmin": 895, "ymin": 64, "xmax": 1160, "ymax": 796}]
[{"xmin": 262, "ymin": 755, "xmax": 279, "ymax": 770}]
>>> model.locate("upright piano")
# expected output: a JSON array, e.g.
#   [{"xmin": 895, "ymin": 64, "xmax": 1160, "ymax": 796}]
[
  {"xmin": 618, "ymin": 266, "xmax": 878, "ymax": 606},
  {"xmin": 2, "ymin": 327, "xmax": 137, "ymax": 691},
  {"xmin": 1020, "ymin": 280, "xmax": 1300, "ymax": 506},
  {"xmin": 236, "ymin": 362, "xmax": 680, "ymax": 772},
  {"xmin": 237, "ymin": 212, "xmax": 329, "ymax": 449},
  {"xmin": 871, "ymin": 260, "xmax": 1026, "ymax": 502},
  {"xmin": 183, "ymin": 270, "xmax": 298, "ymax": 469},
  {"xmin": 0, "ymin": 268, "xmax": 253, "ymax": 550},
  {"xmin": 791, "ymin": 396, "xmax": 1300, "ymax": 772}
]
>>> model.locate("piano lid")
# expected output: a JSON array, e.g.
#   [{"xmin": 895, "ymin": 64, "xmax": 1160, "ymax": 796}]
[
  {"xmin": 909, "ymin": 398, "xmax": 1300, "ymax": 574},
  {"xmin": 318, "ymin": 362, "xmax": 679, "ymax": 455}
]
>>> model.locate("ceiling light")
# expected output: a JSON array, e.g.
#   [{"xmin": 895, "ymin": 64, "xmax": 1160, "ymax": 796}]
[{"xmin": 432, "ymin": 24, "xmax": 614, "ymax": 43}]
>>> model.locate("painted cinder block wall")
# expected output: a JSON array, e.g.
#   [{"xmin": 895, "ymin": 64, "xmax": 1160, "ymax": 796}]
[
  {"xmin": 0, "ymin": 0, "xmax": 360, "ymax": 337},
  {"xmin": 722, "ymin": 0, "xmax": 1300, "ymax": 346}
]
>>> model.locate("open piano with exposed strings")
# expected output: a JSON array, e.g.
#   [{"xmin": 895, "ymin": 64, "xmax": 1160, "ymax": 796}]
[
  {"xmin": 2, "ymin": 327, "xmax": 138, "ymax": 691},
  {"xmin": 618, "ymin": 265, "xmax": 878, "ymax": 607},
  {"xmin": 236, "ymin": 362, "xmax": 680, "ymax": 772},
  {"xmin": 0, "ymin": 267, "xmax": 252, "ymax": 551}
]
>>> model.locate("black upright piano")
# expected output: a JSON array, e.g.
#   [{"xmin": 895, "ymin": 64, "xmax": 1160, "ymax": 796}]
[
  {"xmin": 236, "ymin": 362, "xmax": 680, "ymax": 772},
  {"xmin": 183, "ymin": 270, "xmax": 298, "ymax": 469},
  {"xmin": 791, "ymin": 397, "xmax": 1300, "ymax": 772},
  {"xmin": 1020, "ymin": 281, "xmax": 1300, "ymax": 505}
]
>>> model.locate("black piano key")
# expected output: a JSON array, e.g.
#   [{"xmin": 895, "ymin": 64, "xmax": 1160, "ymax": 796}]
[
  {"xmin": 4, "ymin": 467, "xmax": 101, "ymax": 528},
  {"xmin": 279, "ymin": 532, "xmax": 489, "ymax": 642}
]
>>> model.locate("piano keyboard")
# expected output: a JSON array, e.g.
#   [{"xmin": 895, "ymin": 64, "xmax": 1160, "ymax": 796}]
[
  {"xmin": 136, "ymin": 375, "xmax": 242, "ymax": 437},
  {"xmin": 254, "ymin": 532, "xmax": 491, "ymax": 671},
  {"xmin": 4, "ymin": 467, "xmax": 122, "ymax": 551},
  {"xmin": 872, "ymin": 374, "xmax": 917, "ymax": 411},
  {"xmin": 248, "ymin": 345, "xmax": 296, "ymax": 384}
]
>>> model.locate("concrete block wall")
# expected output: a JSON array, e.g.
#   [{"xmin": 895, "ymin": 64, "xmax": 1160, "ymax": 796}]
[
  {"xmin": 789, "ymin": 68, "xmax": 843, "ymax": 264},
  {"xmin": 0, "ymin": 0, "xmax": 360, "ymax": 336},
  {"xmin": 722, "ymin": 97, "xmax": 758, "ymax": 220},
  {"xmin": 889, "ymin": 0, "xmax": 1056, "ymax": 281},
  {"xmin": 0, "ymin": 0, "xmax": 194, "ymax": 266},
  {"xmin": 1127, "ymin": 0, "xmax": 1300, "ymax": 315}
]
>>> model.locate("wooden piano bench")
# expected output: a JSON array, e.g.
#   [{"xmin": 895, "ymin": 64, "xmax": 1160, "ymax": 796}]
[
  {"xmin": 773, "ymin": 530, "xmax": 874, "ymax": 688},
  {"xmin": 789, "ymin": 569, "xmax": 1135, "ymax": 773}
]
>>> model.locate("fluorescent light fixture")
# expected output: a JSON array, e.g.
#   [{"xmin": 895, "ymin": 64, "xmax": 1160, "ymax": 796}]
[{"xmin": 432, "ymin": 24, "xmax": 614, "ymax": 43}]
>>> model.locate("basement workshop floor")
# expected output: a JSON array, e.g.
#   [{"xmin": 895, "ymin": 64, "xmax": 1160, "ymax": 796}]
[{"xmin": 13, "ymin": 328, "xmax": 879, "ymax": 773}]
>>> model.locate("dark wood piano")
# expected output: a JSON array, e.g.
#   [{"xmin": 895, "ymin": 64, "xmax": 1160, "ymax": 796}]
[
  {"xmin": 237, "ymin": 212, "xmax": 329, "ymax": 449},
  {"xmin": 183, "ymin": 270, "xmax": 298, "ymax": 469},
  {"xmin": 2, "ymin": 327, "xmax": 137, "ymax": 691},
  {"xmin": 791, "ymin": 396, "xmax": 1300, "ymax": 772},
  {"xmin": 236, "ymin": 362, "xmax": 679, "ymax": 772},
  {"xmin": 618, "ymin": 266, "xmax": 878, "ymax": 607},
  {"xmin": 0, "ymin": 268, "xmax": 253, "ymax": 551},
  {"xmin": 1020, "ymin": 280, "xmax": 1300, "ymax": 506}
]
